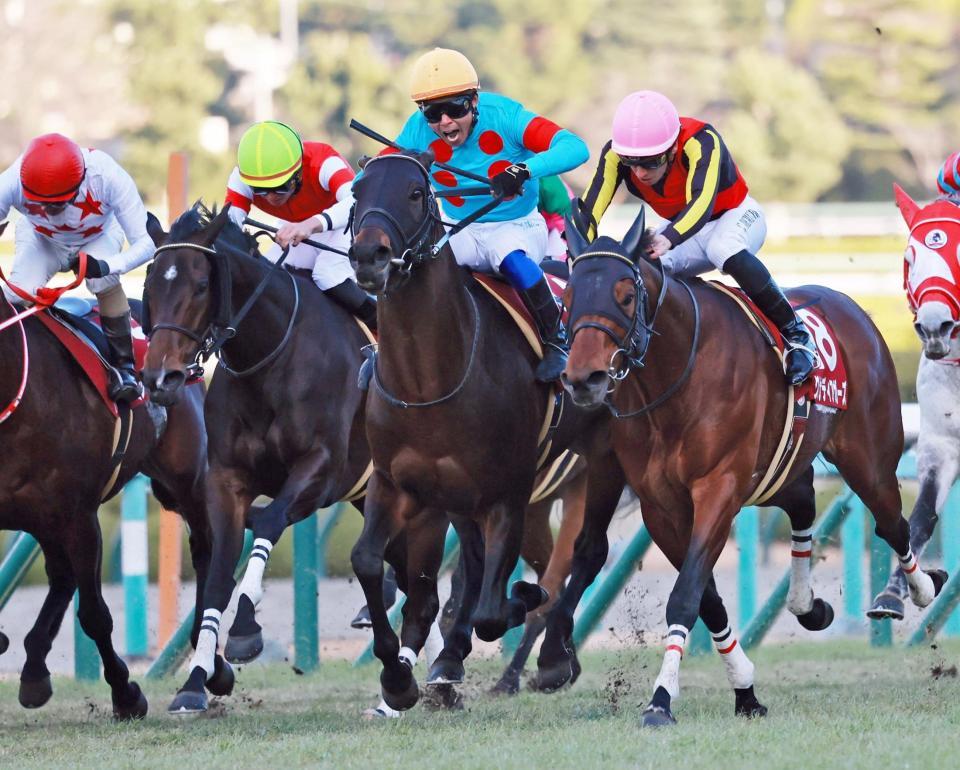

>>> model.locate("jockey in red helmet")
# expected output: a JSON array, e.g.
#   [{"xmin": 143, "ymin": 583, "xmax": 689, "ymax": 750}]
[{"xmin": 0, "ymin": 133, "xmax": 156, "ymax": 402}]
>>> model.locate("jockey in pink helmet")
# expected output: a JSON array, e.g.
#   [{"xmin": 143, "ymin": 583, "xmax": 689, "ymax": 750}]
[{"xmin": 581, "ymin": 90, "xmax": 815, "ymax": 385}]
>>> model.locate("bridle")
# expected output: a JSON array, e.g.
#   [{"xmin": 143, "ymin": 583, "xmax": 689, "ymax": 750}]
[
  {"xmin": 567, "ymin": 250, "xmax": 700, "ymax": 418},
  {"xmin": 148, "ymin": 234, "xmax": 300, "ymax": 379}
]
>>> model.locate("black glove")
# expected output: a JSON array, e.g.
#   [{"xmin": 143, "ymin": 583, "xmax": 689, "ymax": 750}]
[
  {"xmin": 68, "ymin": 254, "xmax": 110, "ymax": 279},
  {"xmin": 490, "ymin": 163, "xmax": 530, "ymax": 199}
]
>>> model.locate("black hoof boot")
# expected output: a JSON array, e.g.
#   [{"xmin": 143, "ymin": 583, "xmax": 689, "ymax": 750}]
[
  {"xmin": 867, "ymin": 591, "xmax": 905, "ymax": 621},
  {"xmin": 381, "ymin": 662, "xmax": 419, "ymax": 711},
  {"xmin": 19, "ymin": 675, "xmax": 53, "ymax": 709},
  {"xmin": 511, "ymin": 581, "xmax": 549, "ymax": 612},
  {"xmin": 734, "ymin": 686, "xmax": 768, "ymax": 718},
  {"xmin": 205, "ymin": 655, "xmax": 235, "ymax": 697},
  {"xmin": 225, "ymin": 596, "xmax": 263, "ymax": 663},
  {"xmin": 427, "ymin": 651, "xmax": 464, "ymax": 685},
  {"xmin": 641, "ymin": 687, "xmax": 676, "ymax": 728},
  {"xmin": 113, "ymin": 682, "xmax": 149, "ymax": 721},
  {"xmin": 928, "ymin": 569, "xmax": 949, "ymax": 597},
  {"xmin": 796, "ymin": 598, "xmax": 835, "ymax": 631},
  {"xmin": 350, "ymin": 605, "xmax": 373, "ymax": 630},
  {"xmin": 168, "ymin": 666, "xmax": 208, "ymax": 716}
]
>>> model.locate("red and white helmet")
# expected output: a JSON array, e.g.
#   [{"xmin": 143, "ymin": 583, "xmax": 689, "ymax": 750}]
[
  {"xmin": 20, "ymin": 133, "xmax": 86, "ymax": 202},
  {"xmin": 611, "ymin": 91, "xmax": 681, "ymax": 157}
]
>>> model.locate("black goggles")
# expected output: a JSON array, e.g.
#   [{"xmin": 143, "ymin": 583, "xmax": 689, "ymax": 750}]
[
  {"xmin": 620, "ymin": 151, "xmax": 671, "ymax": 170},
  {"xmin": 251, "ymin": 174, "xmax": 299, "ymax": 197},
  {"xmin": 419, "ymin": 95, "xmax": 473, "ymax": 123}
]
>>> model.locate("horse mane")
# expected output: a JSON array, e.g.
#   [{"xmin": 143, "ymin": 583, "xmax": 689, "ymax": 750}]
[{"xmin": 169, "ymin": 200, "xmax": 258, "ymax": 257}]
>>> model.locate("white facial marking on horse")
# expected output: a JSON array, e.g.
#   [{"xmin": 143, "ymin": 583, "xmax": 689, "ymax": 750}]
[{"xmin": 164, "ymin": 265, "xmax": 178, "ymax": 281}]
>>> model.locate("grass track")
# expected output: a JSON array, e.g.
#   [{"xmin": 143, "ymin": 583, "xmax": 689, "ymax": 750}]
[{"xmin": 2, "ymin": 641, "xmax": 960, "ymax": 769}]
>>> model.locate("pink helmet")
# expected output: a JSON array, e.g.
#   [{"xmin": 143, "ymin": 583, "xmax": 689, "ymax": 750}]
[{"xmin": 611, "ymin": 91, "xmax": 681, "ymax": 157}]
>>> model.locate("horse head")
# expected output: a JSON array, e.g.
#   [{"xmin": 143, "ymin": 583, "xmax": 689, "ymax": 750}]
[
  {"xmin": 561, "ymin": 204, "xmax": 657, "ymax": 407},
  {"xmin": 349, "ymin": 150, "xmax": 438, "ymax": 294},
  {"xmin": 895, "ymin": 183, "xmax": 960, "ymax": 360},
  {"xmin": 141, "ymin": 202, "xmax": 251, "ymax": 404}
]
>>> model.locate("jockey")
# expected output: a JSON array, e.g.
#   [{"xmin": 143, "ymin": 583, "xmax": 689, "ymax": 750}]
[
  {"xmin": 0, "ymin": 133, "xmax": 152, "ymax": 402},
  {"xmin": 225, "ymin": 120, "xmax": 376, "ymax": 328},
  {"xmin": 390, "ymin": 47, "xmax": 589, "ymax": 382},
  {"xmin": 936, "ymin": 151, "xmax": 960, "ymax": 204},
  {"xmin": 581, "ymin": 91, "xmax": 815, "ymax": 386}
]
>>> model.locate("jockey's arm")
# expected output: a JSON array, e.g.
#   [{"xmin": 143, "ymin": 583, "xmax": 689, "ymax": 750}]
[
  {"xmin": 0, "ymin": 158, "xmax": 24, "ymax": 224},
  {"xmin": 660, "ymin": 128, "xmax": 721, "ymax": 248},
  {"xmin": 99, "ymin": 159, "xmax": 155, "ymax": 274},
  {"xmin": 510, "ymin": 106, "xmax": 588, "ymax": 181},
  {"xmin": 224, "ymin": 167, "xmax": 254, "ymax": 229},
  {"xmin": 580, "ymin": 141, "xmax": 627, "ymax": 241}
]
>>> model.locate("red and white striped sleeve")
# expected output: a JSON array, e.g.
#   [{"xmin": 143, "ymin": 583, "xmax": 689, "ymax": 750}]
[
  {"xmin": 225, "ymin": 166, "xmax": 253, "ymax": 228},
  {"xmin": 316, "ymin": 151, "xmax": 355, "ymax": 232}
]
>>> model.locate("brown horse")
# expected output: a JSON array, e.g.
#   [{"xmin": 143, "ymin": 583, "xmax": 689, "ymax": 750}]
[
  {"xmin": 0, "ymin": 229, "xmax": 211, "ymax": 719},
  {"xmin": 546, "ymin": 207, "xmax": 947, "ymax": 726}
]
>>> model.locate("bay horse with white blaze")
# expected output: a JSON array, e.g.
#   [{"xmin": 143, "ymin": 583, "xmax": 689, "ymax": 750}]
[
  {"xmin": 0, "ymin": 219, "xmax": 211, "ymax": 719},
  {"xmin": 549, "ymin": 207, "xmax": 946, "ymax": 726},
  {"xmin": 870, "ymin": 187, "xmax": 960, "ymax": 619}
]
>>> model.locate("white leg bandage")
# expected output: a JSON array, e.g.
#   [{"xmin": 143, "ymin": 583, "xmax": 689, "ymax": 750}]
[
  {"xmin": 653, "ymin": 624, "xmax": 687, "ymax": 700},
  {"xmin": 236, "ymin": 538, "xmax": 273, "ymax": 608},
  {"xmin": 398, "ymin": 646, "xmax": 418, "ymax": 669},
  {"xmin": 712, "ymin": 625, "xmax": 755, "ymax": 689},
  {"xmin": 424, "ymin": 620, "xmax": 444, "ymax": 667},
  {"xmin": 787, "ymin": 527, "xmax": 815, "ymax": 615},
  {"xmin": 188, "ymin": 608, "xmax": 222, "ymax": 678},
  {"xmin": 901, "ymin": 549, "xmax": 935, "ymax": 607}
]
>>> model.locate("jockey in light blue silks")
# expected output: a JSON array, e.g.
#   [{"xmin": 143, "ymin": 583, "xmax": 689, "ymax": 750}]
[{"xmin": 386, "ymin": 47, "xmax": 589, "ymax": 382}]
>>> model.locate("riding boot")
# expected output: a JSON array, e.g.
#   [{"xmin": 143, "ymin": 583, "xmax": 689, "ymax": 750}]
[
  {"xmin": 724, "ymin": 250, "xmax": 815, "ymax": 386},
  {"xmin": 519, "ymin": 276, "xmax": 569, "ymax": 383},
  {"xmin": 323, "ymin": 279, "xmax": 378, "ymax": 330},
  {"xmin": 100, "ymin": 311, "xmax": 142, "ymax": 403}
]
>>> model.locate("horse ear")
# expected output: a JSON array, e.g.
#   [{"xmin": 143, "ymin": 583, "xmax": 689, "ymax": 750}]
[
  {"xmin": 893, "ymin": 183, "xmax": 920, "ymax": 228},
  {"xmin": 417, "ymin": 149, "xmax": 436, "ymax": 168},
  {"xmin": 621, "ymin": 205, "xmax": 647, "ymax": 259},
  {"xmin": 564, "ymin": 213, "xmax": 588, "ymax": 259},
  {"xmin": 201, "ymin": 203, "xmax": 232, "ymax": 245},
  {"xmin": 357, "ymin": 154, "xmax": 372, "ymax": 170},
  {"xmin": 146, "ymin": 211, "xmax": 167, "ymax": 247},
  {"xmin": 0, "ymin": 221, "xmax": 8, "ymax": 239}
]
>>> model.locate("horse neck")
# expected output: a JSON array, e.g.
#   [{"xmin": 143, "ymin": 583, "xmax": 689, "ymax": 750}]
[{"xmin": 377, "ymin": 244, "xmax": 475, "ymax": 397}]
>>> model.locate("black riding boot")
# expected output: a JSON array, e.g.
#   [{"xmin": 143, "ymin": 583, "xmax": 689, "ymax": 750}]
[
  {"xmin": 100, "ymin": 311, "xmax": 142, "ymax": 403},
  {"xmin": 724, "ymin": 250, "xmax": 815, "ymax": 385},
  {"xmin": 520, "ymin": 276, "xmax": 568, "ymax": 383},
  {"xmin": 323, "ymin": 279, "xmax": 377, "ymax": 330}
]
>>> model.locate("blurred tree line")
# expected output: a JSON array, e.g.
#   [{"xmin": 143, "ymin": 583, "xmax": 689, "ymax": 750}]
[{"xmin": 0, "ymin": 0, "xmax": 957, "ymax": 208}]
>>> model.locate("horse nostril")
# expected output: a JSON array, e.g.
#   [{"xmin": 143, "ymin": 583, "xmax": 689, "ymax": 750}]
[
  {"xmin": 938, "ymin": 320, "xmax": 956, "ymax": 338},
  {"xmin": 586, "ymin": 371, "xmax": 608, "ymax": 391},
  {"xmin": 914, "ymin": 322, "xmax": 926, "ymax": 340},
  {"xmin": 162, "ymin": 370, "xmax": 187, "ymax": 392}
]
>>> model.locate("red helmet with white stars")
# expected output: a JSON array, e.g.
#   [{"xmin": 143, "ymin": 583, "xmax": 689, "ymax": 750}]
[{"xmin": 20, "ymin": 133, "xmax": 86, "ymax": 202}]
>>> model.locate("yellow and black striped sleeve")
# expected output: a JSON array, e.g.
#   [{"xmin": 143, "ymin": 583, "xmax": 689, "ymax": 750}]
[
  {"xmin": 661, "ymin": 128, "xmax": 721, "ymax": 246},
  {"xmin": 580, "ymin": 140, "xmax": 627, "ymax": 241}
]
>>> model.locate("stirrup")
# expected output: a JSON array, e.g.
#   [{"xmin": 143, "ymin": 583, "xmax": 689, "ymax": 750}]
[
  {"xmin": 358, "ymin": 346, "xmax": 377, "ymax": 391},
  {"xmin": 109, "ymin": 369, "xmax": 143, "ymax": 403},
  {"xmin": 535, "ymin": 343, "xmax": 568, "ymax": 383}
]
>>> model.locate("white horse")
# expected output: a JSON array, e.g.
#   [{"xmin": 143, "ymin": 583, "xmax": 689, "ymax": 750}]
[{"xmin": 869, "ymin": 185, "xmax": 960, "ymax": 619}]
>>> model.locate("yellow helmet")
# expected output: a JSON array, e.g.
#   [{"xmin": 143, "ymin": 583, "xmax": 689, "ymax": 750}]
[
  {"xmin": 409, "ymin": 48, "xmax": 480, "ymax": 102},
  {"xmin": 237, "ymin": 121, "xmax": 303, "ymax": 188}
]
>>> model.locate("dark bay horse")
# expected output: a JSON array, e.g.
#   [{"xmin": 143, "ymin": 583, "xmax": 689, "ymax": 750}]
[
  {"xmin": 0, "ymin": 231, "xmax": 210, "ymax": 719},
  {"xmin": 550, "ymin": 207, "xmax": 947, "ymax": 726}
]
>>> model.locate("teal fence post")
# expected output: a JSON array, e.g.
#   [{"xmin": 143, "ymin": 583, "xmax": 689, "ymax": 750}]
[
  {"xmin": 572, "ymin": 524, "xmax": 652, "ymax": 649},
  {"xmin": 293, "ymin": 514, "xmax": 319, "ymax": 672},
  {"xmin": 316, "ymin": 504, "xmax": 345, "ymax": 579},
  {"xmin": 942, "ymin": 483, "xmax": 960, "ymax": 637},
  {"xmin": 146, "ymin": 531, "xmax": 254, "ymax": 679},
  {"xmin": 501, "ymin": 558, "xmax": 525, "ymax": 658},
  {"xmin": 121, "ymin": 475, "xmax": 149, "ymax": 657},
  {"xmin": 869, "ymin": 498, "xmax": 892, "ymax": 647},
  {"xmin": 0, "ymin": 532, "xmax": 40, "ymax": 611},
  {"xmin": 841, "ymin": 496, "xmax": 865, "ymax": 622},
  {"xmin": 736, "ymin": 506, "xmax": 759, "ymax": 628},
  {"xmin": 74, "ymin": 591, "xmax": 100, "ymax": 681}
]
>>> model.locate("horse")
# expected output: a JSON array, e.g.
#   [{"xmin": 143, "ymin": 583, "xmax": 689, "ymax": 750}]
[
  {"xmin": 549, "ymin": 205, "xmax": 947, "ymax": 726},
  {"xmin": 0, "ymin": 222, "xmax": 211, "ymax": 719},
  {"xmin": 869, "ymin": 187, "xmax": 960, "ymax": 619}
]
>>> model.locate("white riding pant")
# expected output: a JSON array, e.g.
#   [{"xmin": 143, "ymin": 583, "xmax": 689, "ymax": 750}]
[
  {"xmin": 448, "ymin": 210, "xmax": 548, "ymax": 274},
  {"xmin": 660, "ymin": 195, "xmax": 767, "ymax": 278},
  {"xmin": 3, "ymin": 217, "xmax": 123, "ymax": 304},
  {"xmin": 264, "ymin": 222, "xmax": 354, "ymax": 291}
]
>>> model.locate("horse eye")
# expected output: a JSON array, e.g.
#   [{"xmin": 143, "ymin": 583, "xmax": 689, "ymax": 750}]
[
  {"xmin": 411, "ymin": 189, "xmax": 423, "ymax": 201},
  {"xmin": 621, "ymin": 293, "xmax": 635, "ymax": 307},
  {"xmin": 195, "ymin": 279, "xmax": 209, "ymax": 296}
]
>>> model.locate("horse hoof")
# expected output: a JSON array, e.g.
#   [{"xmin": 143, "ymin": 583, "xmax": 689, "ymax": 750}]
[
  {"xmin": 113, "ymin": 682, "xmax": 149, "ymax": 721},
  {"xmin": 734, "ymin": 686, "xmax": 768, "ymax": 718},
  {"xmin": 796, "ymin": 598, "xmax": 834, "ymax": 631},
  {"xmin": 0, "ymin": 632, "xmax": 8, "ymax": 656},
  {"xmin": 427, "ymin": 653, "xmax": 464, "ymax": 685},
  {"xmin": 381, "ymin": 666, "xmax": 419, "ymax": 711},
  {"xmin": 350, "ymin": 606, "xmax": 373, "ymax": 630},
  {"xmin": 19, "ymin": 675, "xmax": 53, "ymax": 709},
  {"xmin": 867, "ymin": 592, "xmax": 905, "ymax": 621},
  {"xmin": 224, "ymin": 631, "xmax": 264, "ymax": 664},
  {"xmin": 928, "ymin": 569, "xmax": 949, "ymax": 597},
  {"xmin": 533, "ymin": 659, "xmax": 574, "ymax": 693},
  {"xmin": 206, "ymin": 657, "xmax": 235, "ymax": 697},
  {"xmin": 641, "ymin": 704, "xmax": 677, "ymax": 728},
  {"xmin": 511, "ymin": 581, "xmax": 549, "ymax": 612},
  {"xmin": 423, "ymin": 683, "xmax": 464, "ymax": 711},
  {"xmin": 490, "ymin": 677, "xmax": 520, "ymax": 696},
  {"xmin": 168, "ymin": 688, "xmax": 208, "ymax": 716}
]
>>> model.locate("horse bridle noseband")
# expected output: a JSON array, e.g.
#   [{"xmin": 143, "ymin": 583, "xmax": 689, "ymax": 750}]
[
  {"xmin": 148, "ymin": 236, "xmax": 300, "ymax": 379},
  {"xmin": 568, "ymin": 250, "xmax": 700, "ymax": 418}
]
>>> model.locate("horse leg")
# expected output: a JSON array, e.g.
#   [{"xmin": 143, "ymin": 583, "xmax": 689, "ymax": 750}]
[
  {"xmin": 641, "ymin": 474, "xmax": 738, "ymax": 728},
  {"xmin": 536, "ymin": 455, "xmax": 625, "ymax": 692},
  {"xmin": 869, "ymin": 435, "xmax": 958, "ymax": 619},
  {"xmin": 168, "ymin": 471, "xmax": 249, "ymax": 715},
  {"xmin": 19, "ymin": 539, "xmax": 76, "ymax": 709},
  {"xmin": 351, "ymin": 471, "xmax": 420, "ymax": 711},
  {"xmin": 67, "ymin": 512, "xmax": 148, "ymax": 720}
]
